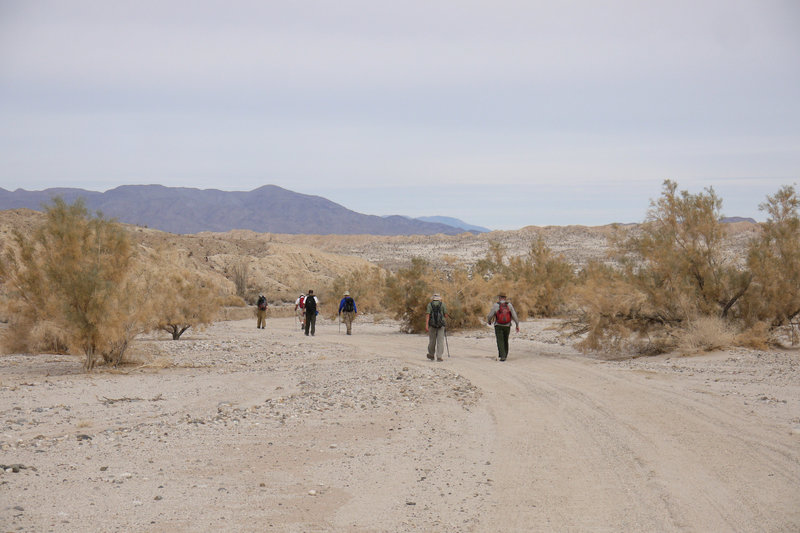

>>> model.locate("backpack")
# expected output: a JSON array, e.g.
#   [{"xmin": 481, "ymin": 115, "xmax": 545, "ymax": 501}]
[
  {"xmin": 257, "ymin": 296, "xmax": 267, "ymax": 310},
  {"xmin": 298, "ymin": 296, "xmax": 305, "ymax": 309},
  {"xmin": 343, "ymin": 296, "xmax": 355, "ymax": 312},
  {"xmin": 495, "ymin": 302, "xmax": 511, "ymax": 325},
  {"xmin": 429, "ymin": 300, "xmax": 445, "ymax": 328},
  {"xmin": 304, "ymin": 296, "xmax": 317, "ymax": 314}
]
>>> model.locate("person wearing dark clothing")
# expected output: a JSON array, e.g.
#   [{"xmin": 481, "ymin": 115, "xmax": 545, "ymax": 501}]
[
  {"xmin": 304, "ymin": 289, "xmax": 319, "ymax": 336},
  {"xmin": 256, "ymin": 294, "xmax": 268, "ymax": 329},
  {"xmin": 486, "ymin": 293, "xmax": 520, "ymax": 361},
  {"xmin": 338, "ymin": 291, "xmax": 357, "ymax": 335}
]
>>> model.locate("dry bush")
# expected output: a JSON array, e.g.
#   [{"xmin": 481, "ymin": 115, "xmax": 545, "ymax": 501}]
[
  {"xmin": 154, "ymin": 268, "xmax": 224, "ymax": 340},
  {"xmin": 0, "ymin": 198, "xmax": 138, "ymax": 370},
  {"xmin": 570, "ymin": 263, "xmax": 652, "ymax": 353},
  {"xmin": 384, "ymin": 257, "xmax": 435, "ymax": 333},
  {"xmin": 676, "ymin": 316, "xmax": 736, "ymax": 354},
  {"xmin": 507, "ymin": 236, "xmax": 575, "ymax": 318},
  {"xmin": 232, "ymin": 259, "xmax": 249, "ymax": 299},
  {"xmin": 741, "ymin": 185, "xmax": 800, "ymax": 332},
  {"xmin": 734, "ymin": 321, "xmax": 771, "ymax": 349},
  {"xmin": 329, "ymin": 266, "xmax": 387, "ymax": 317},
  {"xmin": 571, "ymin": 181, "xmax": 758, "ymax": 355}
]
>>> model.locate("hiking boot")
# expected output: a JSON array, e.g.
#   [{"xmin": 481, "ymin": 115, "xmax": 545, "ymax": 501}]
[
  {"xmin": 436, "ymin": 358, "xmax": 443, "ymax": 362},
  {"xmin": 426, "ymin": 354, "xmax": 434, "ymax": 360}
]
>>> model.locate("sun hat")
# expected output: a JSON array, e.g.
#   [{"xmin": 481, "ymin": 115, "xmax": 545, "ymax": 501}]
[{"xmin": 432, "ymin": 293, "xmax": 441, "ymax": 301}]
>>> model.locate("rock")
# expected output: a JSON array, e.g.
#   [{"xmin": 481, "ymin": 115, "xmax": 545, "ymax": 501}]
[{"xmin": 308, "ymin": 489, "xmax": 317, "ymax": 496}]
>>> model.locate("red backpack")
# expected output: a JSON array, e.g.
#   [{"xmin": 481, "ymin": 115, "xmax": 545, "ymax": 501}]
[
  {"xmin": 298, "ymin": 296, "xmax": 305, "ymax": 309},
  {"xmin": 495, "ymin": 302, "xmax": 512, "ymax": 325}
]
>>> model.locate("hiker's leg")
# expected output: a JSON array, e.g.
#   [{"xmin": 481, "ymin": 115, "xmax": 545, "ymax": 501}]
[
  {"xmin": 309, "ymin": 314, "xmax": 316, "ymax": 335},
  {"xmin": 502, "ymin": 326, "xmax": 510, "ymax": 358},
  {"xmin": 304, "ymin": 314, "xmax": 311, "ymax": 335},
  {"xmin": 494, "ymin": 326, "xmax": 507, "ymax": 359},
  {"xmin": 435, "ymin": 327, "xmax": 445, "ymax": 358},
  {"xmin": 427, "ymin": 328, "xmax": 437, "ymax": 358},
  {"xmin": 344, "ymin": 312, "xmax": 353, "ymax": 334}
]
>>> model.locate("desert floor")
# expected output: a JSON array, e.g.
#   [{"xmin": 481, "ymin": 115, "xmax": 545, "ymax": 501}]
[{"xmin": 1, "ymin": 316, "xmax": 799, "ymax": 532}]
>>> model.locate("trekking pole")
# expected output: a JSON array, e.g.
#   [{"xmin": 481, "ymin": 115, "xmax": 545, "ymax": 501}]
[
  {"xmin": 444, "ymin": 327, "xmax": 451, "ymax": 358},
  {"xmin": 338, "ymin": 313, "xmax": 341, "ymax": 334}
]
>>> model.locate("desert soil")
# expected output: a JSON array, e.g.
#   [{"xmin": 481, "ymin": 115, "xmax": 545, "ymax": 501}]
[{"xmin": 1, "ymin": 315, "xmax": 799, "ymax": 532}]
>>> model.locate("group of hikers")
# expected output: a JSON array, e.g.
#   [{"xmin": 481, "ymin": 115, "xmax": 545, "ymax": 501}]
[{"xmin": 256, "ymin": 291, "xmax": 521, "ymax": 361}]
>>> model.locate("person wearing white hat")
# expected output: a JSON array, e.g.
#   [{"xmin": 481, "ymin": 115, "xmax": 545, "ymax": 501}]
[
  {"xmin": 425, "ymin": 293, "xmax": 448, "ymax": 361},
  {"xmin": 338, "ymin": 291, "xmax": 358, "ymax": 335}
]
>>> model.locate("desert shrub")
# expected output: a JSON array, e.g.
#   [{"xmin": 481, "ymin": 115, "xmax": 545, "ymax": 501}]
[
  {"xmin": 572, "ymin": 181, "xmax": 756, "ymax": 354},
  {"xmin": 0, "ymin": 198, "xmax": 138, "ymax": 370},
  {"xmin": 570, "ymin": 262, "xmax": 659, "ymax": 353},
  {"xmin": 614, "ymin": 180, "xmax": 750, "ymax": 321},
  {"xmin": 329, "ymin": 266, "xmax": 387, "ymax": 317},
  {"xmin": 232, "ymin": 259, "xmax": 249, "ymax": 299},
  {"xmin": 154, "ymin": 268, "xmax": 223, "ymax": 339},
  {"xmin": 734, "ymin": 321, "xmax": 771, "ymax": 350},
  {"xmin": 741, "ymin": 185, "xmax": 800, "ymax": 335},
  {"xmin": 676, "ymin": 316, "xmax": 736, "ymax": 354},
  {"xmin": 507, "ymin": 236, "xmax": 575, "ymax": 318},
  {"xmin": 384, "ymin": 257, "xmax": 435, "ymax": 333}
]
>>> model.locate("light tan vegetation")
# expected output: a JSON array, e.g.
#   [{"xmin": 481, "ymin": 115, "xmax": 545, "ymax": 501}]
[
  {"xmin": 570, "ymin": 181, "xmax": 800, "ymax": 354},
  {"xmin": 0, "ymin": 200, "xmax": 227, "ymax": 369},
  {"xmin": 1, "ymin": 180, "xmax": 798, "ymax": 365}
]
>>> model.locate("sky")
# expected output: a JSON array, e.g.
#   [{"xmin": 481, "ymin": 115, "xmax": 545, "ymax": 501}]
[{"xmin": 0, "ymin": 1, "xmax": 798, "ymax": 230}]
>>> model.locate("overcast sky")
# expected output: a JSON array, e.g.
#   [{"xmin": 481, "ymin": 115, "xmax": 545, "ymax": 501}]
[{"xmin": 1, "ymin": 1, "xmax": 798, "ymax": 229}]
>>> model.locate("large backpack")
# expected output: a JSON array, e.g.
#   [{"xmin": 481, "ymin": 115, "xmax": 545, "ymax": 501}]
[
  {"xmin": 257, "ymin": 296, "xmax": 267, "ymax": 310},
  {"xmin": 429, "ymin": 300, "xmax": 445, "ymax": 328},
  {"xmin": 343, "ymin": 296, "xmax": 355, "ymax": 312},
  {"xmin": 495, "ymin": 302, "xmax": 512, "ymax": 325},
  {"xmin": 304, "ymin": 296, "xmax": 317, "ymax": 315},
  {"xmin": 298, "ymin": 296, "xmax": 305, "ymax": 309}
]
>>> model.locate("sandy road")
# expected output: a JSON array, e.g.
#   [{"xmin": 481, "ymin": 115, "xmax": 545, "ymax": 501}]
[
  {"xmin": 1, "ymin": 316, "xmax": 798, "ymax": 532},
  {"xmin": 329, "ymin": 319, "xmax": 800, "ymax": 532}
]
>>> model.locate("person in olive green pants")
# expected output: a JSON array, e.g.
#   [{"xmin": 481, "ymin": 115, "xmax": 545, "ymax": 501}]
[{"xmin": 486, "ymin": 293, "xmax": 519, "ymax": 361}]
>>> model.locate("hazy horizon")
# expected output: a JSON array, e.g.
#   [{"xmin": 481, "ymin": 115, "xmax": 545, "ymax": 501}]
[{"xmin": 1, "ymin": 1, "xmax": 798, "ymax": 229}]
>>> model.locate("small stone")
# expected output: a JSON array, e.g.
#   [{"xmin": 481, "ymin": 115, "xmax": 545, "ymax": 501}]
[
  {"xmin": 308, "ymin": 489, "xmax": 317, "ymax": 496},
  {"xmin": 154, "ymin": 495, "xmax": 163, "ymax": 501},
  {"xmin": 100, "ymin": 466, "xmax": 108, "ymax": 471}
]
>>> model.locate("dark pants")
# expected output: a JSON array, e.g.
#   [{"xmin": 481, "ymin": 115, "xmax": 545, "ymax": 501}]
[
  {"xmin": 494, "ymin": 325, "xmax": 511, "ymax": 360},
  {"xmin": 305, "ymin": 313, "xmax": 316, "ymax": 336}
]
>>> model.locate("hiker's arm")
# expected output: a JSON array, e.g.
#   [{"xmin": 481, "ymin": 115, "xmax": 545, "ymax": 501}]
[{"xmin": 425, "ymin": 313, "xmax": 430, "ymax": 332}]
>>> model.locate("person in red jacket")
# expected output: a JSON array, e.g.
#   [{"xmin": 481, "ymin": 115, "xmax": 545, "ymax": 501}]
[{"xmin": 487, "ymin": 293, "xmax": 519, "ymax": 361}]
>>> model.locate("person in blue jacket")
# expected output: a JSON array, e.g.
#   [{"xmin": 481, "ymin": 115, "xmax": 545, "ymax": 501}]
[{"xmin": 338, "ymin": 291, "xmax": 358, "ymax": 335}]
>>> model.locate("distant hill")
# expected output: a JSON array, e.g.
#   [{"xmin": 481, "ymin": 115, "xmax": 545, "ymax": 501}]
[
  {"xmin": 0, "ymin": 185, "xmax": 471, "ymax": 236},
  {"xmin": 721, "ymin": 216, "xmax": 757, "ymax": 224},
  {"xmin": 416, "ymin": 216, "xmax": 489, "ymax": 233}
]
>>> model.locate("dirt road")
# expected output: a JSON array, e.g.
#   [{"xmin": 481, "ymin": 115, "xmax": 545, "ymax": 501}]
[{"xmin": 1, "ymin": 316, "xmax": 798, "ymax": 532}]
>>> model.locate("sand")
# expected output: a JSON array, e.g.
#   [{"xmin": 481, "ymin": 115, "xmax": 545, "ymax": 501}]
[{"xmin": 1, "ymin": 316, "xmax": 799, "ymax": 532}]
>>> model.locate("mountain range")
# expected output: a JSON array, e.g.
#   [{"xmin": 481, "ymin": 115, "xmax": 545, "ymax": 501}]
[{"xmin": 0, "ymin": 185, "xmax": 486, "ymax": 236}]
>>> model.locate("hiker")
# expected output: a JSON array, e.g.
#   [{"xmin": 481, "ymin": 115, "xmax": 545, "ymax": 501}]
[
  {"xmin": 425, "ymin": 293, "xmax": 448, "ymax": 361},
  {"xmin": 256, "ymin": 293, "xmax": 268, "ymax": 329},
  {"xmin": 304, "ymin": 289, "xmax": 319, "ymax": 336},
  {"xmin": 294, "ymin": 293, "xmax": 306, "ymax": 330},
  {"xmin": 487, "ymin": 293, "xmax": 520, "ymax": 361},
  {"xmin": 338, "ymin": 291, "xmax": 357, "ymax": 335}
]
